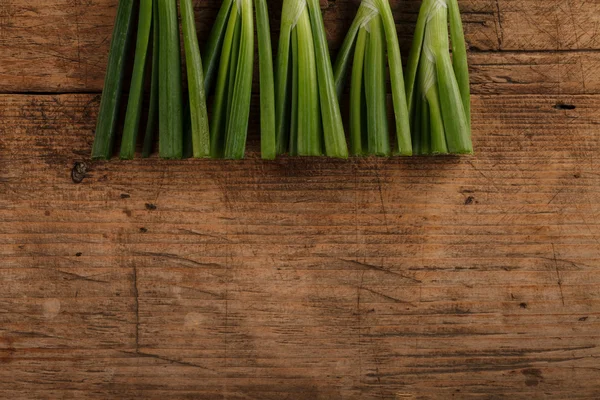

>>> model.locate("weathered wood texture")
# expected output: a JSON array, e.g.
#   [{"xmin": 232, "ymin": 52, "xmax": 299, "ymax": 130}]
[{"xmin": 0, "ymin": 0, "xmax": 599, "ymax": 399}]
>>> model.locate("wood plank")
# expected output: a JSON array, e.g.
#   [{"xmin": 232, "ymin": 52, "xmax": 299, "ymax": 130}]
[
  {"xmin": 1, "ymin": 92, "xmax": 599, "ymax": 397},
  {"xmin": 0, "ymin": 1, "xmax": 599, "ymax": 92}
]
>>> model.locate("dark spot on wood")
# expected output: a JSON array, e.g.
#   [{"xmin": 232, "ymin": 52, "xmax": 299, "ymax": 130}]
[
  {"xmin": 98, "ymin": 175, "xmax": 109, "ymax": 182},
  {"xmin": 573, "ymin": 173, "xmax": 581, "ymax": 179},
  {"xmin": 0, "ymin": 337, "xmax": 16, "ymax": 364},
  {"xmin": 145, "ymin": 203, "xmax": 157, "ymax": 211},
  {"xmin": 553, "ymin": 103, "xmax": 576, "ymax": 110},
  {"xmin": 121, "ymin": 193, "xmax": 131, "ymax": 199},
  {"xmin": 522, "ymin": 368, "xmax": 543, "ymax": 377},
  {"xmin": 519, "ymin": 302, "xmax": 527, "ymax": 309},
  {"xmin": 75, "ymin": 252, "xmax": 82, "ymax": 257},
  {"xmin": 44, "ymin": 210, "xmax": 51, "ymax": 216},
  {"xmin": 18, "ymin": 245, "xmax": 24, "ymax": 249},
  {"xmin": 71, "ymin": 162, "xmax": 88, "ymax": 184},
  {"xmin": 579, "ymin": 316, "xmax": 588, "ymax": 321},
  {"xmin": 139, "ymin": 227, "xmax": 148, "ymax": 233},
  {"xmin": 123, "ymin": 209, "xmax": 132, "ymax": 217},
  {"xmin": 522, "ymin": 368, "xmax": 543, "ymax": 387},
  {"xmin": 465, "ymin": 196, "xmax": 475, "ymax": 205}
]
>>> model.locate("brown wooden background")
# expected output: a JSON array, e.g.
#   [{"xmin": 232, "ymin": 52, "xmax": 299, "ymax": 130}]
[{"xmin": 1, "ymin": 0, "xmax": 599, "ymax": 398}]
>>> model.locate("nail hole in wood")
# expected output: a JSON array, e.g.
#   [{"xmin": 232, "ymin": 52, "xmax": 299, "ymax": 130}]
[
  {"xmin": 553, "ymin": 103, "xmax": 576, "ymax": 110},
  {"xmin": 71, "ymin": 162, "xmax": 88, "ymax": 183}
]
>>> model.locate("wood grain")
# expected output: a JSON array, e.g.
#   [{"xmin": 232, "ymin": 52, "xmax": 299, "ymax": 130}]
[
  {"xmin": 1, "ymin": 0, "xmax": 599, "ymax": 92},
  {"xmin": 1, "ymin": 0, "xmax": 599, "ymax": 399}
]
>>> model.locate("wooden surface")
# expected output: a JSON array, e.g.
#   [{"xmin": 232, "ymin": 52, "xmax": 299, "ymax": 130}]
[{"xmin": 1, "ymin": 0, "xmax": 599, "ymax": 399}]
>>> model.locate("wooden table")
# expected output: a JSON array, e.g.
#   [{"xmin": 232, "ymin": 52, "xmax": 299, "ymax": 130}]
[{"xmin": 1, "ymin": 1, "xmax": 599, "ymax": 398}]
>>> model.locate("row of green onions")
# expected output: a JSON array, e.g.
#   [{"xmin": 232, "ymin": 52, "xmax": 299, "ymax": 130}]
[{"xmin": 91, "ymin": 0, "xmax": 472, "ymax": 160}]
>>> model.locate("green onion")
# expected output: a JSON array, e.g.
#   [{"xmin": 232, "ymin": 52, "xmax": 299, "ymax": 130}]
[
  {"xmin": 120, "ymin": 0, "xmax": 153, "ymax": 160},
  {"xmin": 376, "ymin": 0, "xmax": 411, "ymax": 155},
  {"xmin": 333, "ymin": 5, "xmax": 372, "ymax": 99},
  {"xmin": 289, "ymin": 28, "xmax": 299, "ymax": 156},
  {"xmin": 406, "ymin": 0, "xmax": 472, "ymax": 155},
  {"xmin": 209, "ymin": 1, "xmax": 239, "ymax": 158},
  {"xmin": 448, "ymin": 0, "xmax": 470, "ymax": 126},
  {"xmin": 91, "ymin": 0, "xmax": 135, "ymax": 160},
  {"xmin": 157, "ymin": 0, "xmax": 183, "ymax": 159},
  {"xmin": 306, "ymin": 0, "xmax": 347, "ymax": 158},
  {"xmin": 181, "ymin": 0, "xmax": 211, "ymax": 158},
  {"xmin": 255, "ymin": 0, "xmax": 276, "ymax": 160},
  {"xmin": 203, "ymin": 0, "xmax": 233, "ymax": 93},
  {"xmin": 274, "ymin": 0, "xmax": 297, "ymax": 154},
  {"xmin": 205, "ymin": 0, "xmax": 275, "ymax": 159},
  {"xmin": 364, "ymin": 15, "xmax": 390, "ymax": 156},
  {"xmin": 223, "ymin": 0, "xmax": 254, "ymax": 159},
  {"xmin": 276, "ymin": 0, "xmax": 348, "ymax": 158},
  {"xmin": 349, "ymin": 28, "xmax": 367, "ymax": 155},
  {"xmin": 333, "ymin": 0, "xmax": 412, "ymax": 156},
  {"xmin": 142, "ymin": 0, "xmax": 159, "ymax": 158},
  {"xmin": 295, "ymin": 7, "xmax": 321, "ymax": 156}
]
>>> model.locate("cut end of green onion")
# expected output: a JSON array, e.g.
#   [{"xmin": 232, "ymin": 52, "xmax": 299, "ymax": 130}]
[
  {"xmin": 275, "ymin": 0, "xmax": 348, "ymax": 158},
  {"xmin": 333, "ymin": 0, "xmax": 411, "ymax": 157},
  {"xmin": 406, "ymin": 0, "xmax": 472, "ymax": 156}
]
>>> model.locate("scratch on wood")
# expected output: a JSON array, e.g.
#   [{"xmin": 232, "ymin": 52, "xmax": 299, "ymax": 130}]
[
  {"xmin": 366, "ymin": 326, "xmax": 384, "ymax": 399},
  {"xmin": 121, "ymin": 350, "xmax": 213, "ymax": 371},
  {"xmin": 340, "ymin": 258, "xmax": 422, "ymax": 283},
  {"xmin": 132, "ymin": 265, "xmax": 139, "ymax": 352},
  {"xmin": 360, "ymin": 287, "xmax": 416, "ymax": 306},
  {"xmin": 495, "ymin": 0, "xmax": 504, "ymax": 49},
  {"xmin": 357, "ymin": 270, "xmax": 365, "ymax": 379},
  {"xmin": 30, "ymin": 266, "xmax": 109, "ymax": 284},
  {"xmin": 375, "ymin": 166, "xmax": 390, "ymax": 234},
  {"xmin": 552, "ymin": 243, "xmax": 565, "ymax": 306},
  {"xmin": 547, "ymin": 188, "xmax": 564, "ymax": 205},
  {"xmin": 178, "ymin": 228, "xmax": 232, "ymax": 242},
  {"xmin": 132, "ymin": 251, "xmax": 225, "ymax": 269},
  {"xmin": 468, "ymin": 161, "xmax": 501, "ymax": 192}
]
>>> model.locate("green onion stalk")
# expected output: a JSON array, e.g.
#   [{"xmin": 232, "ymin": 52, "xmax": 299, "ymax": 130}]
[
  {"xmin": 94, "ymin": 0, "xmax": 213, "ymax": 159},
  {"xmin": 157, "ymin": 0, "xmax": 183, "ymax": 159},
  {"xmin": 275, "ymin": 0, "xmax": 348, "ymax": 158},
  {"xmin": 91, "ymin": 0, "xmax": 135, "ymax": 159},
  {"xmin": 181, "ymin": 0, "xmax": 211, "ymax": 158},
  {"xmin": 142, "ymin": 0, "xmax": 160, "ymax": 158},
  {"xmin": 203, "ymin": 0, "xmax": 276, "ymax": 160},
  {"xmin": 405, "ymin": 0, "xmax": 472, "ymax": 155},
  {"xmin": 120, "ymin": 0, "xmax": 153, "ymax": 159},
  {"xmin": 333, "ymin": 0, "xmax": 412, "ymax": 156}
]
